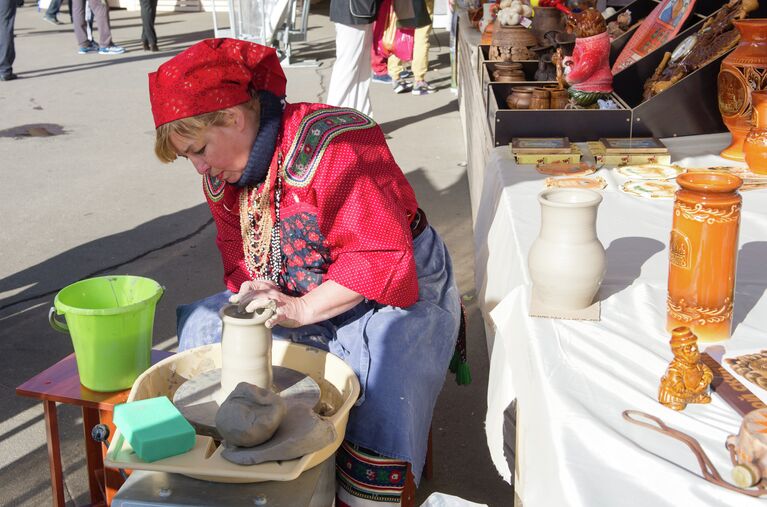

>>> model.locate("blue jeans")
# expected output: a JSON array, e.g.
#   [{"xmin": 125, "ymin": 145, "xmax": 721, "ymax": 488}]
[
  {"xmin": 0, "ymin": 0, "xmax": 15, "ymax": 76},
  {"xmin": 45, "ymin": 0, "xmax": 63, "ymax": 17}
]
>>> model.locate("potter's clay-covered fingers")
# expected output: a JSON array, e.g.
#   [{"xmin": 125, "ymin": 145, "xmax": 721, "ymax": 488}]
[
  {"xmin": 244, "ymin": 297, "xmax": 280, "ymax": 315},
  {"xmin": 230, "ymin": 280, "xmax": 278, "ymax": 309}
]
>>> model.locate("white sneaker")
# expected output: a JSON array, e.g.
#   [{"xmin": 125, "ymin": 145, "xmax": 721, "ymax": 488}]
[{"xmin": 98, "ymin": 45, "xmax": 126, "ymax": 55}]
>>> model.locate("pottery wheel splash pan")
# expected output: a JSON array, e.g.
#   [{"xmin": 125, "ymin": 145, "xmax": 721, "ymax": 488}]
[{"xmin": 105, "ymin": 342, "xmax": 360, "ymax": 483}]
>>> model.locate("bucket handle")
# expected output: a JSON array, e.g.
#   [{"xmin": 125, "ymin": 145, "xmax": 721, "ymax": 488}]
[{"xmin": 48, "ymin": 307, "xmax": 69, "ymax": 334}]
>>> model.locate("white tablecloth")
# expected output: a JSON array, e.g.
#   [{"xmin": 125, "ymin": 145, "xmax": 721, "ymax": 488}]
[{"xmin": 475, "ymin": 133, "xmax": 767, "ymax": 506}]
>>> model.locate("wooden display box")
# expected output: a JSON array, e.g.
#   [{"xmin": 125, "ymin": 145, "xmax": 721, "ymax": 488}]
[
  {"xmin": 481, "ymin": 61, "xmax": 555, "ymax": 110},
  {"xmin": 487, "ymin": 83, "xmax": 632, "ymax": 143}
]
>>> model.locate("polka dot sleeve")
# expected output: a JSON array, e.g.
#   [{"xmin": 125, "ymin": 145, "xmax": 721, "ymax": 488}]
[{"xmin": 312, "ymin": 124, "xmax": 420, "ymax": 308}]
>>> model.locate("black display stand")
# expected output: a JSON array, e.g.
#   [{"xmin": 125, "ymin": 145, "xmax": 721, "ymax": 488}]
[
  {"xmin": 481, "ymin": 0, "xmax": 767, "ymax": 145},
  {"xmin": 607, "ymin": 0, "xmax": 724, "ymax": 65}
]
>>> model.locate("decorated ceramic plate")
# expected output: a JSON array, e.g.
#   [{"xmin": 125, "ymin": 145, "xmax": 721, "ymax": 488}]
[
  {"xmin": 545, "ymin": 176, "xmax": 607, "ymax": 190},
  {"xmin": 699, "ymin": 166, "xmax": 767, "ymax": 182},
  {"xmin": 536, "ymin": 162, "xmax": 596, "ymax": 176},
  {"xmin": 615, "ymin": 164, "xmax": 685, "ymax": 180},
  {"xmin": 620, "ymin": 179, "xmax": 678, "ymax": 199}
]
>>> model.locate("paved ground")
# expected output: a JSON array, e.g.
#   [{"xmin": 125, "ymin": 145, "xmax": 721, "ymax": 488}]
[{"xmin": 0, "ymin": 3, "xmax": 514, "ymax": 505}]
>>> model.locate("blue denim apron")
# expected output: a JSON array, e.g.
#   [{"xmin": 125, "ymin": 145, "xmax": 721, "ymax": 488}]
[{"xmin": 176, "ymin": 226, "xmax": 460, "ymax": 483}]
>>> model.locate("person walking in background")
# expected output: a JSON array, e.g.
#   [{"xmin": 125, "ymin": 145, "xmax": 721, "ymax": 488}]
[
  {"xmin": 326, "ymin": 0, "xmax": 378, "ymax": 116},
  {"xmin": 0, "ymin": 0, "xmax": 16, "ymax": 81},
  {"xmin": 72, "ymin": 0, "xmax": 125, "ymax": 55},
  {"xmin": 139, "ymin": 0, "xmax": 158, "ymax": 51},
  {"xmin": 389, "ymin": 0, "xmax": 435, "ymax": 95},
  {"xmin": 42, "ymin": 0, "xmax": 64, "ymax": 24},
  {"xmin": 371, "ymin": 47, "xmax": 391, "ymax": 84},
  {"xmin": 371, "ymin": 44, "xmax": 412, "ymax": 85}
]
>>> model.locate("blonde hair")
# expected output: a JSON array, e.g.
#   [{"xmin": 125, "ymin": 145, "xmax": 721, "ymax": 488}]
[{"xmin": 154, "ymin": 96, "xmax": 260, "ymax": 163}]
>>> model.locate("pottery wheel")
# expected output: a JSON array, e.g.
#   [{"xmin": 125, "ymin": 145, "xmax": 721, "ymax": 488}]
[{"xmin": 173, "ymin": 367, "xmax": 321, "ymax": 439}]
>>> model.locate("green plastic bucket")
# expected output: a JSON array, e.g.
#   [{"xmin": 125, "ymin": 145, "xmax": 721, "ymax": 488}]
[{"xmin": 49, "ymin": 275, "xmax": 164, "ymax": 392}]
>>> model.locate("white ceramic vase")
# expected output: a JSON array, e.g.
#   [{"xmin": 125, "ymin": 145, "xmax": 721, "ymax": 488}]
[
  {"xmin": 218, "ymin": 302, "xmax": 276, "ymax": 405},
  {"xmin": 528, "ymin": 188, "xmax": 606, "ymax": 311}
]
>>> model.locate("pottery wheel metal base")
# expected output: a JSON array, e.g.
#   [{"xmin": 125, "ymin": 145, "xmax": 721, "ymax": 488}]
[{"xmin": 173, "ymin": 366, "xmax": 321, "ymax": 439}]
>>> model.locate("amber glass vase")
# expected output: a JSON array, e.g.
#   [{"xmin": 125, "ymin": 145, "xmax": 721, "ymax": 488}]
[
  {"xmin": 667, "ymin": 172, "xmax": 743, "ymax": 342},
  {"xmin": 718, "ymin": 19, "xmax": 767, "ymax": 161},
  {"xmin": 744, "ymin": 90, "xmax": 767, "ymax": 174}
]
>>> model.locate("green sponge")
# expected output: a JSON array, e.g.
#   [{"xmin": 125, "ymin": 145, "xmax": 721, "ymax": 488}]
[{"xmin": 113, "ymin": 396, "xmax": 195, "ymax": 462}]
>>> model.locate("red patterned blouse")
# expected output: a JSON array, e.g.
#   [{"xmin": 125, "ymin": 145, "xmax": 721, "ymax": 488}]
[{"xmin": 202, "ymin": 102, "xmax": 421, "ymax": 308}]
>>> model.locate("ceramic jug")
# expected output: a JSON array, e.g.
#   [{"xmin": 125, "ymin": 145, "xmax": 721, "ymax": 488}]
[
  {"xmin": 744, "ymin": 90, "xmax": 767, "ymax": 175},
  {"xmin": 667, "ymin": 172, "xmax": 742, "ymax": 342},
  {"xmin": 528, "ymin": 188, "xmax": 606, "ymax": 310},
  {"xmin": 506, "ymin": 86, "xmax": 535, "ymax": 109},
  {"xmin": 718, "ymin": 19, "xmax": 767, "ymax": 161},
  {"xmin": 218, "ymin": 302, "xmax": 276, "ymax": 404}
]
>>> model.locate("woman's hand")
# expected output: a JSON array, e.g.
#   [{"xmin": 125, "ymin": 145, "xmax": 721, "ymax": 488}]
[
  {"xmin": 229, "ymin": 280, "xmax": 309, "ymax": 329},
  {"xmin": 229, "ymin": 280, "xmax": 365, "ymax": 329}
]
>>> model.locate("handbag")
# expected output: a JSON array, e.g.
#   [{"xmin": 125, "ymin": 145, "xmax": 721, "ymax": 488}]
[{"xmin": 374, "ymin": 0, "xmax": 415, "ymax": 61}]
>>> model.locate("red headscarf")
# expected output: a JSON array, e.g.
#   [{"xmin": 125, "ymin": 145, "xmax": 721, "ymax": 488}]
[{"xmin": 148, "ymin": 38, "xmax": 287, "ymax": 128}]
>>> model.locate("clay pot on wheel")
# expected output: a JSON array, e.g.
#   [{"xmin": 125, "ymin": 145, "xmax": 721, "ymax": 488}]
[
  {"xmin": 218, "ymin": 302, "xmax": 276, "ymax": 404},
  {"xmin": 718, "ymin": 19, "xmax": 767, "ymax": 161},
  {"xmin": 506, "ymin": 86, "xmax": 536, "ymax": 109}
]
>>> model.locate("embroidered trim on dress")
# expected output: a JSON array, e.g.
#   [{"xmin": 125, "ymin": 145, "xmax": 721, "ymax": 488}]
[
  {"xmin": 203, "ymin": 175, "xmax": 226, "ymax": 202},
  {"xmin": 335, "ymin": 441, "xmax": 407, "ymax": 503},
  {"xmin": 283, "ymin": 108, "xmax": 375, "ymax": 188}
]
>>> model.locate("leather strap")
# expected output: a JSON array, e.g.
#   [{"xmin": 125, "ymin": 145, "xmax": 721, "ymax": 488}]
[{"xmin": 622, "ymin": 410, "xmax": 767, "ymax": 497}]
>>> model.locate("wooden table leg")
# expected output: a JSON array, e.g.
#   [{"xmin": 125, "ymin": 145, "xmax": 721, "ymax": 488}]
[
  {"xmin": 98, "ymin": 409, "xmax": 125, "ymax": 505},
  {"xmin": 43, "ymin": 401, "xmax": 65, "ymax": 507},
  {"xmin": 82, "ymin": 407, "xmax": 106, "ymax": 506}
]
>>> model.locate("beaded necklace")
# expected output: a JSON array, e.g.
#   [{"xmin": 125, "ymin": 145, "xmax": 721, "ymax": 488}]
[{"xmin": 239, "ymin": 154, "xmax": 283, "ymax": 284}]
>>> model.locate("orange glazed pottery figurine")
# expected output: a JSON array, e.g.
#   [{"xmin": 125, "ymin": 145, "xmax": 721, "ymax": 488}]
[
  {"xmin": 667, "ymin": 171, "xmax": 742, "ymax": 342},
  {"xmin": 658, "ymin": 327, "xmax": 713, "ymax": 411},
  {"xmin": 744, "ymin": 90, "xmax": 767, "ymax": 175}
]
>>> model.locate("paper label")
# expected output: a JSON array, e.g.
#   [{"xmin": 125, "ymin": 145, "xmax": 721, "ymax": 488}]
[{"xmin": 520, "ymin": 17, "xmax": 532, "ymax": 28}]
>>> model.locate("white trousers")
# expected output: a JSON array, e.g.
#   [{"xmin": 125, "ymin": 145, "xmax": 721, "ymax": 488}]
[{"xmin": 327, "ymin": 23, "xmax": 373, "ymax": 117}]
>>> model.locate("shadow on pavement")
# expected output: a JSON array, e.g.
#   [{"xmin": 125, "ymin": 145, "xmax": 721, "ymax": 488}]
[
  {"xmin": 16, "ymin": 29, "xmax": 214, "ymax": 79},
  {"xmin": 379, "ymin": 99, "xmax": 459, "ymax": 135},
  {"xmin": 0, "ymin": 205, "xmax": 213, "ymax": 313}
]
